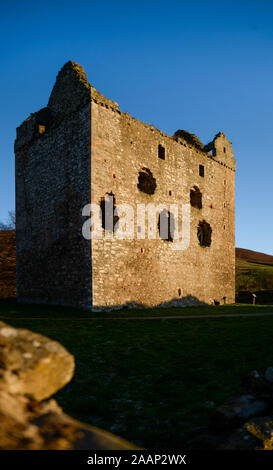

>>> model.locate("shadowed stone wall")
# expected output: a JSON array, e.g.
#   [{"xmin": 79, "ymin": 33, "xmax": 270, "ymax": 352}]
[{"xmin": 15, "ymin": 63, "xmax": 92, "ymax": 309}]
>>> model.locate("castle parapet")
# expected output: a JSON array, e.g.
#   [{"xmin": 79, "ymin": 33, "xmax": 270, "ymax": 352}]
[
  {"xmin": 15, "ymin": 61, "xmax": 119, "ymax": 152},
  {"xmin": 204, "ymin": 132, "xmax": 236, "ymax": 171}
]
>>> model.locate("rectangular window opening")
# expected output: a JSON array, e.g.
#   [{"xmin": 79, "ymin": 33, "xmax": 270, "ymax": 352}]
[
  {"xmin": 38, "ymin": 124, "xmax": 46, "ymax": 134},
  {"xmin": 158, "ymin": 144, "xmax": 165, "ymax": 160}
]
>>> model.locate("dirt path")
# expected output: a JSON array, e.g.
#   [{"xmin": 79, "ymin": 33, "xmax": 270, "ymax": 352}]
[{"xmin": 1, "ymin": 312, "xmax": 273, "ymax": 321}]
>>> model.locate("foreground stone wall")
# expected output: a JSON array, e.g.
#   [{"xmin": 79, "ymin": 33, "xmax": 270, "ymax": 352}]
[
  {"xmin": 0, "ymin": 321, "xmax": 137, "ymax": 450},
  {"xmin": 189, "ymin": 368, "xmax": 273, "ymax": 450}
]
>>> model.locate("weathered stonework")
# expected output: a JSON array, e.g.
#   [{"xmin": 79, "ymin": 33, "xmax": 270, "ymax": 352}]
[
  {"xmin": 0, "ymin": 321, "xmax": 138, "ymax": 450},
  {"xmin": 15, "ymin": 61, "xmax": 236, "ymax": 310}
]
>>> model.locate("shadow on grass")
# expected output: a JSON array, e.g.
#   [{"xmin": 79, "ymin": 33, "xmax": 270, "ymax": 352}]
[
  {"xmin": 2, "ymin": 309, "xmax": 273, "ymax": 449},
  {"xmin": 0, "ymin": 297, "xmax": 273, "ymax": 320}
]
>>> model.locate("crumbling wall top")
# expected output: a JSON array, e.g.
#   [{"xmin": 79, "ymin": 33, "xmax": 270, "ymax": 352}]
[
  {"xmin": 14, "ymin": 61, "xmax": 236, "ymax": 173},
  {"xmin": 48, "ymin": 61, "xmax": 120, "ymax": 116},
  {"xmin": 14, "ymin": 61, "xmax": 120, "ymax": 151},
  {"xmin": 204, "ymin": 132, "xmax": 236, "ymax": 171},
  {"xmin": 47, "ymin": 61, "xmax": 92, "ymax": 115},
  {"xmin": 173, "ymin": 129, "xmax": 205, "ymax": 151}
]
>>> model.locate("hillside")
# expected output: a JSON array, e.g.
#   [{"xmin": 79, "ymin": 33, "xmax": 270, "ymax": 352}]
[
  {"xmin": 0, "ymin": 230, "xmax": 16, "ymax": 298},
  {"xmin": 236, "ymin": 247, "xmax": 273, "ymax": 265},
  {"xmin": 236, "ymin": 247, "xmax": 273, "ymax": 294}
]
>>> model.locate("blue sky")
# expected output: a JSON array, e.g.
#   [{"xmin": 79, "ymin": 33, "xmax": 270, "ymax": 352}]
[{"xmin": 0, "ymin": 0, "xmax": 272, "ymax": 254}]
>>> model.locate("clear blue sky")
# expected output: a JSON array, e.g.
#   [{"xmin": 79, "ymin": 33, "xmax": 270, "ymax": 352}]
[{"xmin": 0, "ymin": 0, "xmax": 272, "ymax": 254}]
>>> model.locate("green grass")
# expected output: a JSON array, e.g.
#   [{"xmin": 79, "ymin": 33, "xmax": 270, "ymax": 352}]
[
  {"xmin": 0, "ymin": 300, "xmax": 273, "ymax": 320},
  {"xmin": 236, "ymin": 259, "xmax": 273, "ymax": 292},
  {"xmin": 1, "ymin": 302, "xmax": 273, "ymax": 449}
]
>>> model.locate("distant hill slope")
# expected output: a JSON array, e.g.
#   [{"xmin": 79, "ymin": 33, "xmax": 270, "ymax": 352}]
[
  {"xmin": 236, "ymin": 248, "xmax": 273, "ymax": 266},
  {"xmin": 0, "ymin": 230, "xmax": 16, "ymax": 298}
]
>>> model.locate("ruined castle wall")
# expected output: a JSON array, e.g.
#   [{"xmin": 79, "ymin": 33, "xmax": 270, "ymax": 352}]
[
  {"xmin": 15, "ymin": 104, "xmax": 92, "ymax": 309},
  {"xmin": 15, "ymin": 60, "xmax": 235, "ymax": 311},
  {"xmin": 91, "ymin": 102, "xmax": 235, "ymax": 308}
]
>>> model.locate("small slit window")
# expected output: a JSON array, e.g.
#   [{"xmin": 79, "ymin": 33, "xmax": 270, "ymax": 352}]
[
  {"xmin": 100, "ymin": 192, "xmax": 119, "ymax": 232},
  {"xmin": 199, "ymin": 165, "xmax": 205, "ymax": 177},
  {"xmin": 158, "ymin": 144, "xmax": 165, "ymax": 160},
  {"xmin": 158, "ymin": 209, "xmax": 175, "ymax": 242},
  {"xmin": 38, "ymin": 124, "xmax": 46, "ymax": 134}
]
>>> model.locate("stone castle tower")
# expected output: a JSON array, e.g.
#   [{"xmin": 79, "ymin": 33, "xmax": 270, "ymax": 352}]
[{"xmin": 15, "ymin": 61, "xmax": 236, "ymax": 310}]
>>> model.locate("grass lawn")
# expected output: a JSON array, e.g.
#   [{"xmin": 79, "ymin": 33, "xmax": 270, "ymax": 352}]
[
  {"xmin": 1, "ymin": 302, "xmax": 273, "ymax": 449},
  {"xmin": 0, "ymin": 300, "xmax": 273, "ymax": 319}
]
